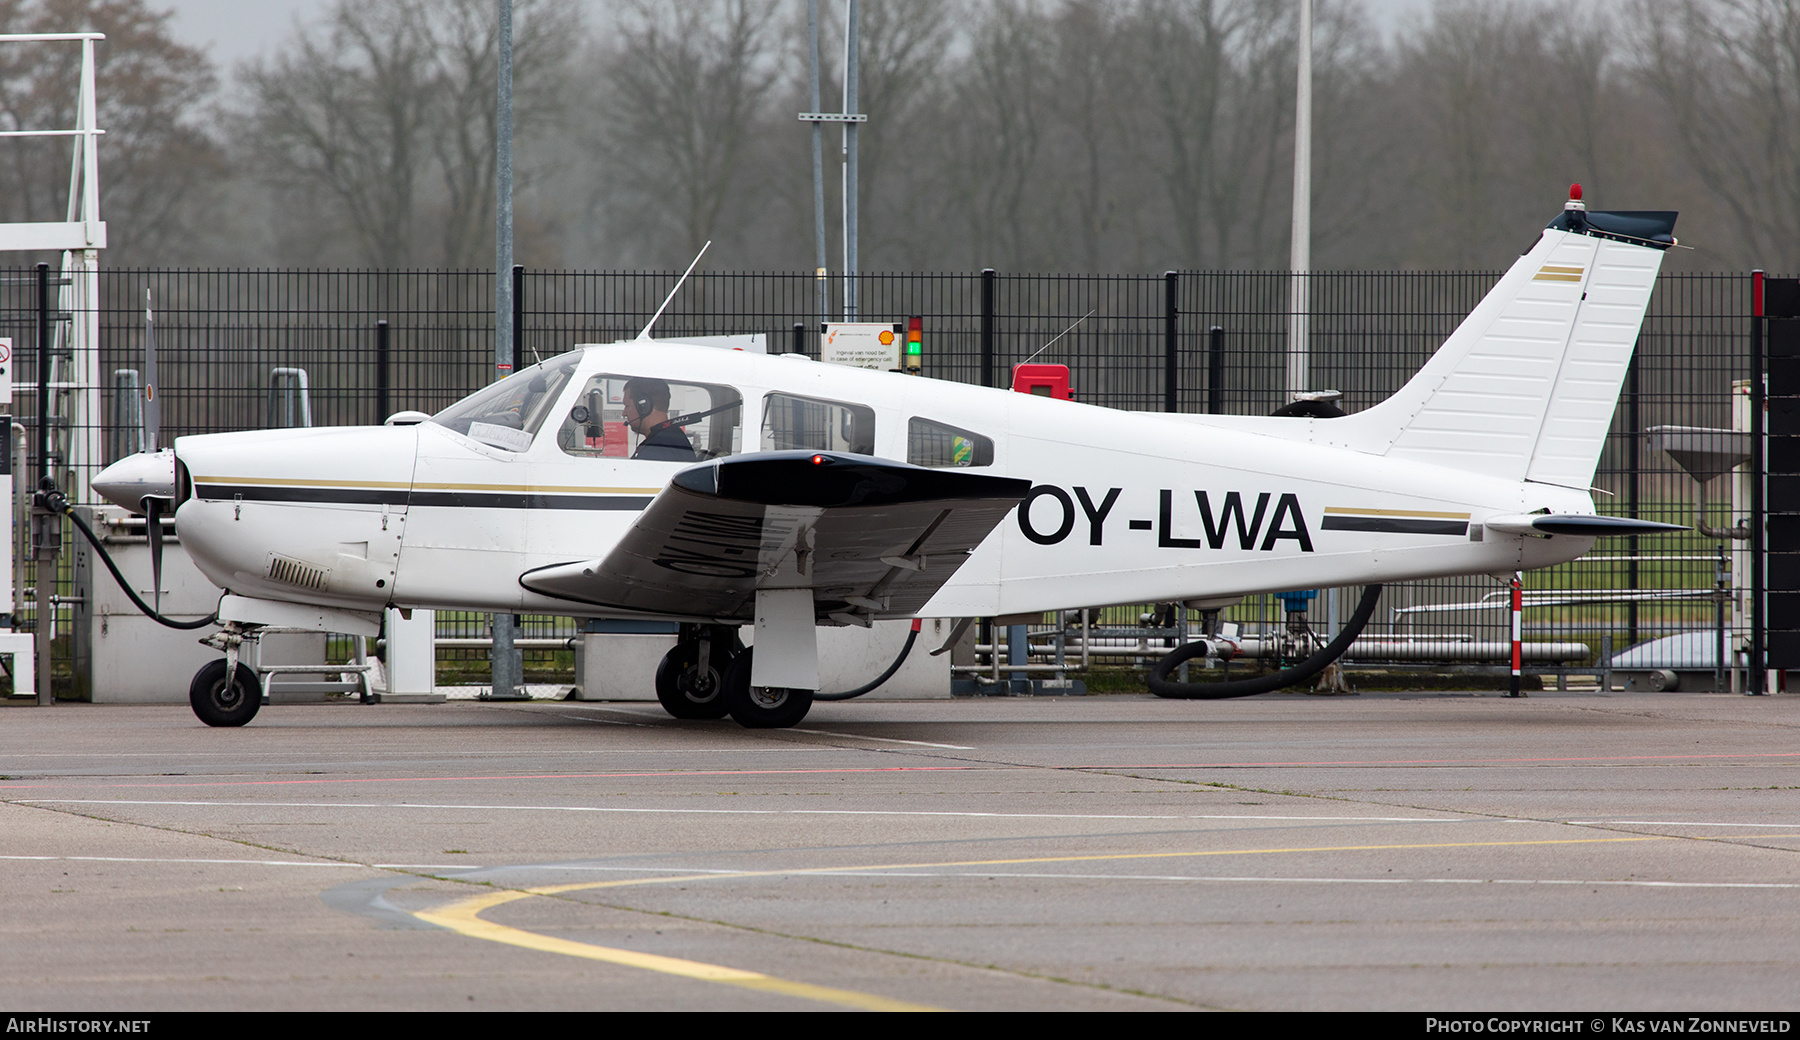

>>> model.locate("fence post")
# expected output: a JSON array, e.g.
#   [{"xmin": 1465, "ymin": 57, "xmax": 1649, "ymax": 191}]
[
  {"xmin": 980, "ymin": 268, "xmax": 996, "ymax": 388},
  {"xmin": 511, "ymin": 264, "xmax": 524, "ymax": 369},
  {"xmin": 792, "ymin": 322, "xmax": 804, "ymax": 356},
  {"xmin": 1751, "ymin": 268, "xmax": 1766, "ymax": 694},
  {"xmin": 33, "ymin": 261, "xmax": 52, "ymax": 706},
  {"xmin": 35, "ymin": 262, "xmax": 48, "ymax": 487},
  {"xmin": 1627, "ymin": 353, "xmax": 1639, "ymax": 646},
  {"xmin": 375, "ymin": 319, "xmax": 390, "ymax": 424},
  {"xmin": 1164, "ymin": 271, "xmax": 1178, "ymax": 412},
  {"xmin": 1208, "ymin": 325, "xmax": 1225, "ymax": 414}
]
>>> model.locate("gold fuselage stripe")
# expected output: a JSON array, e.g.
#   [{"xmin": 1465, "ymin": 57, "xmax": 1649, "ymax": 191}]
[{"xmin": 1323, "ymin": 506, "xmax": 1471, "ymax": 520}]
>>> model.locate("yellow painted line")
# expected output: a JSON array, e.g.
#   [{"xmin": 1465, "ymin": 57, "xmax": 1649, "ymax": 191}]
[
  {"xmin": 416, "ymin": 888, "xmax": 940, "ymax": 1011},
  {"xmin": 1538, "ymin": 265, "xmax": 1584, "ymax": 274},
  {"xmin": 461, "ymin": 833, "xmax": 1709, "ymax": 905},
  {"xmin": 1534, "ymin": 273, "xmax": 1583, "ymax": 282},
  {"xmin": 1323, "ymin": 506, "xmax": 1471, "ymax": 520},
  {"xmin": 534, "ymin": 836, "xmax": 1679, "ymax": 892},
  {"xmin": 419, "ymin": 829, "xmax": 1781, "ymax": 1005}
]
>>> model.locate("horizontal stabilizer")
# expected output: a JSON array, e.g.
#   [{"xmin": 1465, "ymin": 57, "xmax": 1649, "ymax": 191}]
[{"xmin": 1484, "ymin": 513, "xmax": 1690, "ymax": 537}]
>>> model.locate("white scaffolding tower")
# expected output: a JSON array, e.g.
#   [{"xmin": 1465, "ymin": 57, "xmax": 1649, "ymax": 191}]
[
  {"xmin": 0, "ymin": 32, "xmax": 107, "ymax": 505},
  {"xmin": 0, "ymin": 33, "xmax": 105, "ymax": 703}
]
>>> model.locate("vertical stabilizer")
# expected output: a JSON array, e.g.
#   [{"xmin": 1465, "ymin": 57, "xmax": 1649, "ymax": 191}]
[{"xmin": 1333, "ymin": 194, "xmax": 1674, "ymax": 489}]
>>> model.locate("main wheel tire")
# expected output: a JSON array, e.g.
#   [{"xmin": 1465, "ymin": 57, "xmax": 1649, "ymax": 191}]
[
  {"xmin": 721, "ymin": 647, "xmax": 814, "ymax": 729},
  {"xmin": 654, "ymin": 641, "xmax": 733, "ymax": 719},
  {"xmin": 189, "ymin": 659, "xmax": 262, "ymax": 727}
]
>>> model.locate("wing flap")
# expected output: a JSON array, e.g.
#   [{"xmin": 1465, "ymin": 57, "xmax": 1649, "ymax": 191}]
[{"xmin": 520, "ymin": 452, "xmax": 1030, "ymax": 622}]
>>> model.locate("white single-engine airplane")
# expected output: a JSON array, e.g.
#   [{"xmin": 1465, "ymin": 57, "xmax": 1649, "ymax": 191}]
[{"xmin": 91, "ymin": 190, "xmax": 1680, "ymax": 728}]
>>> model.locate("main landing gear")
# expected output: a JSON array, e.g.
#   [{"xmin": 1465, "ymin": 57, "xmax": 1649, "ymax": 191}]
[
  {"xmin": 720, "ymin": 647, "xmax": 813, "ymax": 729},
  {"xmin": 653, "ymin": 626, "xmax": 814, "ymax": 729},
  {"xmin": 654, "ymin": 624, "xmax": 740, "ymax": 719}
]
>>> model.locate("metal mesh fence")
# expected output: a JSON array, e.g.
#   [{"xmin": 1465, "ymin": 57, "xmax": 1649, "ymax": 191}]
[{"xmin": 0, "ymin": 266, "xmax": 1754, "ymax": 688}]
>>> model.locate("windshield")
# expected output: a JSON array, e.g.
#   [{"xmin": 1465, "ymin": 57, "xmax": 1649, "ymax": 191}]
[{"xmin": 429, "ymin": 351, "xmax": 582, "ymax": 451}]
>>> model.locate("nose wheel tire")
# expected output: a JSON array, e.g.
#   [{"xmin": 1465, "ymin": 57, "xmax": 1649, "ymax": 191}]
[
  {"xmin": 190, "ymin": 659, "xmax": 262, "ymax": 727},
  {"xmin": 654, "ymin": 641, "xmax": 735, "ymax": 719},
  {"xmin": 721, "ymin": 647, "xmax": 814, "ymax": 729}
]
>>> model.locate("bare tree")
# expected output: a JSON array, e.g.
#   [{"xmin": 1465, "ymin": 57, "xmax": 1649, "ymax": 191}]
[
  {"xmin": 1107, "ymin": 0, "xmax": 1298, "ymax": 268},
  {"xmin": 1302, "ymin": 0, "xmax": 1392, "ymax": 267},
  {"xmin": 239, "ymin": 0, "xmax": 576, "ymax": 267},
  {"xmin": 423, "ymin": 0, "xmax": 578, "ymax": 267},
  {"xmin": 0, "ymin": 0, "xmax": 222, "ymax": 263},
  {"xmin": 936, "ymin": 1, "xmax": 1058, "ymax": 268},
  {"xmin": 1631, "ymin": 0, "xmax": 1800, "ymax": 269},
  {"xmin": 1379, "ymin": 1, "xmax": 1643, "ymax": 267},
  {"xmin": 1046, "ymin": 0, "xmax": 1130, "ymax": 271},
  {"xmin": 843, "ymin": 0, "xmax": 961, "ymax": 270},
  {"xmin": 1396, "ymin": 1, "xmax": 1525, "ymax": 265},
  {"xmin": 585, "ymin": 0, "xmax": 783, "ymax": 267}
]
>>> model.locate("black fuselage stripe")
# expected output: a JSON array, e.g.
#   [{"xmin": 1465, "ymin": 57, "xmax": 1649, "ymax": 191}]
[
  {"xmin": 409, "ymin": 492, "xmax": 653, "ymax": 510},
  {"xmin": 197, "ymin": 484, "xmax": 652, "ymax": 511},
  {"xmin": 1322, "ymin": 516, "xmax": 1469, "ymax": 536},
  {"xmin": 198, "ymin": 484, "xmax": 408, "ymax": 506}
]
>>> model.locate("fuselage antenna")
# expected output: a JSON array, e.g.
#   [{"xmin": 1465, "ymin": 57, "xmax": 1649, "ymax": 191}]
[
  {"xmin": 1019, "ymin": 308, "xmax": 1096, "ymax": 366},
  {"xmin": 636, "ymin": 240, "xmax": 712, "ymax": 341}
]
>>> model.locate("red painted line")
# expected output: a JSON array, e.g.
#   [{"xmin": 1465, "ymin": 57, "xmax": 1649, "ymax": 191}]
[
  {"xmin": 1078, "ymin": 751, "xmax": 1800, "ymax": 768},
  {"xmin": 3, "ymin": 752, "xmax": 1795, "ymax": 794},
  {"xmin": 0, "ymin": 765, "xmax": 992, "ymax": 791}
]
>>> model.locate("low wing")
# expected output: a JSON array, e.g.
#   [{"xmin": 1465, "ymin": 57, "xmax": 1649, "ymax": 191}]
[{"xmin": 520, "ymin": 451, "xmax": 1031, "ymax": 623}]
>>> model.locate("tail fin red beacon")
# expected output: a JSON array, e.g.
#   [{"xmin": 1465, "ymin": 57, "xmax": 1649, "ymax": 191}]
[{"xmin": 1327, "ymin": 185, "xmax": 1677, "ymax": 490}]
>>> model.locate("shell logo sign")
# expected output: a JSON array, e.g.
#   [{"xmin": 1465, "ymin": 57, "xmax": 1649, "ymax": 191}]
[{"xmin": 823, "ymin": 322, "xmax": 902, "ymax": 371}]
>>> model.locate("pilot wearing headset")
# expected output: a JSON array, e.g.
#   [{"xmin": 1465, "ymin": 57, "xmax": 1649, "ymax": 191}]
[{"xmin": 621, "ymin": 377, "xmax": 697, "ymax": 462}]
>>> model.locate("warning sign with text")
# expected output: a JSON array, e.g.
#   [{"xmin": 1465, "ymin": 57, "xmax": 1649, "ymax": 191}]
[{"xmin": 822, "ymin": 323, "xmax": 900, "ymax": 371}]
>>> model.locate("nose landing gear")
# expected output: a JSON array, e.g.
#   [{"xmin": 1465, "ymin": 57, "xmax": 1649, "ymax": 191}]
[{"xmin": 189, "ymin": 658, "xmax": 261, "ymax": 727}]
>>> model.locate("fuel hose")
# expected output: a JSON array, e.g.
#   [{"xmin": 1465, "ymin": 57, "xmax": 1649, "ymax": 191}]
[
  {"xmin": 815, "ymin": 618, "xmax": 920, "ymax": 701},
  {"xmin": 46, "ymin": 491, "xmax": 218, "ymax": 630},
  {"xmin": 1147, "ymin": 584, "xmax": 1383, "ymax": 699}
]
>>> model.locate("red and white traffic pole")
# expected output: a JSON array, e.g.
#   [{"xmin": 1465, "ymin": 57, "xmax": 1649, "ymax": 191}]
[{"xmin": 1509, "ymin": 571, "xmax": 1525, "ymax": 697}]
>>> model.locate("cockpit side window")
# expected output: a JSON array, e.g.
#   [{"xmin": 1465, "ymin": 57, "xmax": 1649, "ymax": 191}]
[
  {"xmin": 556, "ymin": 374, "xmax": 743, "ymax": 462},
  {"xmin": 429, "ymin": 352, "xmax": 581, "ymax": 452},
  {"xmin": 907, "ymin": 417, "xmax": 994, "ymax": 468},
  {"xmin": 762, "ymin": 392, "xmax": 875, "ymax": 455}
]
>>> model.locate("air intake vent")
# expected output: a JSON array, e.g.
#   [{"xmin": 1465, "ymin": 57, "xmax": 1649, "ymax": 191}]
[{"xmin": 267, "ymin": 554, "xmax": 329, "ymax": 590}]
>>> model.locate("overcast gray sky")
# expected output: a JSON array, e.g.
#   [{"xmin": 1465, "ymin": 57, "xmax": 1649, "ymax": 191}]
[{"xmin": 161, "ymin": 0, "xmax": 1435, "ymax": 70}]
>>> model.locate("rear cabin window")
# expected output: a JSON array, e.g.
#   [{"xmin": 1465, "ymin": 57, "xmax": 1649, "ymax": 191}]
[
  {"xmin": 762, "ymin": 392, "xmax": 875, "ymax": 455},
  {"xmin": 908, "ymin": 417, "xmax": 994, "ymax": 468},
  {"xmin": 555, "ymin": 375, "xmax": 742, "ymax": 462}
]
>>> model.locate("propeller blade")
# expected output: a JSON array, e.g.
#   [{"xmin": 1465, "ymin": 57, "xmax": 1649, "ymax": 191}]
[
  {"xmin": 142, "ymin": 288, "xmax": 160, "ymax": 453},
  {"xmin": 144, "ymin": 496, "xmax": 164, "ymax": 614}
]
